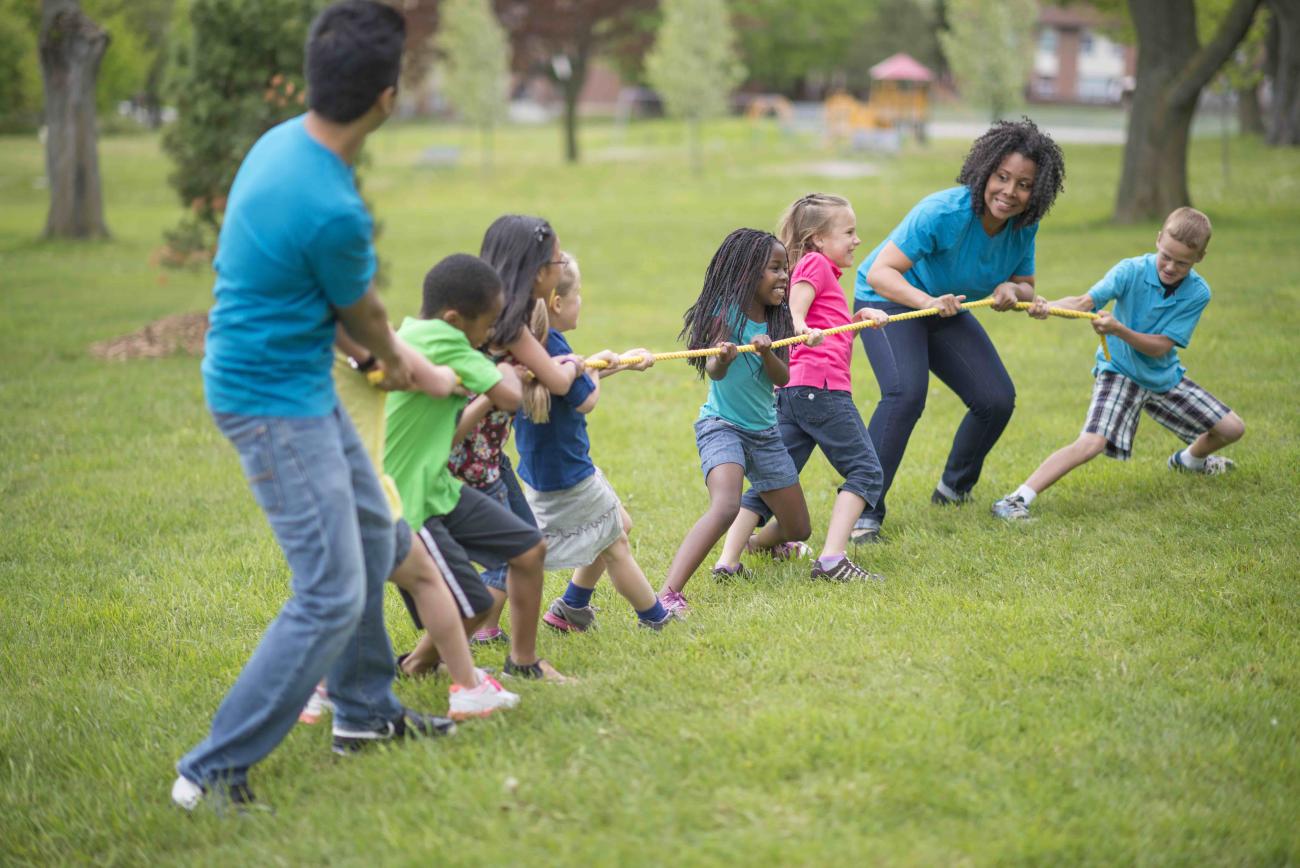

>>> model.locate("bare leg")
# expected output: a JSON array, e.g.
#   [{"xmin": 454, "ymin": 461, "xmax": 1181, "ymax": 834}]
[
  {"xmin": 505, "ymin": 540, "xmax": 551, "ymax": 668},
  {"xmin": 569, "ymin": 559, "xmax": 605, "ymax": 591},
  {"xmin": 662, "ymin": 463, "xmax": 744, "ymax": 594},
  {"xmin": 601, "ymin": 534, "xmax": 657, "ymax": 611},
  {"xmin": 822, "ymin": 490, "xmax": 867, "ymax": 559},
  {"xmin": 1024, "ymin": 433, "xmax": 1108, "ymax": 495},
  {"xmin": 1187, "ymin": 411, "xmax": 1245, "ymax": 458},
  {"xmin": 477, "ymin": 588, "xmax": 507, "ymax": 634},
  {"xmin": 388, "ymin": 539, "xmax": 479, "ymax": 688},
  {"xmin": 756, "ymin": 483, "xmax": 812, "ymax": 543},
  {"xmin": 717, "ymin": 508, "xmax": 762, "ymax": 569}
]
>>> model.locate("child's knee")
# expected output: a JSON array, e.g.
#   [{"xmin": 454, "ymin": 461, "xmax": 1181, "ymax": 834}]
[
  {"xmin": 511, "ymin": 539, "xmax": 546, "ymax": 572},
  {"xmin": 1076, "ymin": 433, "xmax": 1107, "ymax": 460},
  {"xmin": 603, "ymin": 533, "xmax": 632, "ymax": 563},
  {"xmin": 619, "ymin": 505, "xmax": 633, "ymax": 535},
  {"xmin": 1215, "ymin": 411, "xmax": 1245, "ymax": 443}
]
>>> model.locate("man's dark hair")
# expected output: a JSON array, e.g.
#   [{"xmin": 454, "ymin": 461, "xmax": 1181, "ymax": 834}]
[
  {"xmin": 305, "ymin": 1, "xmax": 406, "ymax": 123},
  {"xmin": 956, "ymin": 118, "xmax": 1066, "ymax": 228},
  {"xmin": 420, "ymin": 254, "xmax": 503, "ymax": 320}
]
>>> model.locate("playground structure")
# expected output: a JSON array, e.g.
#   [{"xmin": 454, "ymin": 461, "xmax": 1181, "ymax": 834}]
[{"xmin": 824, "ymin": 52, "xmax": 934, "ymax": 150}]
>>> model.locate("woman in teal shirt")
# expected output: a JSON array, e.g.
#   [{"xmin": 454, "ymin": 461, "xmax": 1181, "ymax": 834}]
[{"xmin": 851, "ymin": 120, "xmax": 1064, "ymax": 541}]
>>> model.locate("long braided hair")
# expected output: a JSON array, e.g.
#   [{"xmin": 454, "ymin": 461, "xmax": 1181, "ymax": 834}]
[
  {"xmin": 679, "ymin": 228, "xmax": 794, "ymax": 378},
  {"xmin": 957, "ymin": 118, "xmax": 1066, "ymax": 228}
]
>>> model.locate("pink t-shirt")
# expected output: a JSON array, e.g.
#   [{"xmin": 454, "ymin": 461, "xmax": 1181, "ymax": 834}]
[{"xmin": 786, "ymin": 251, "xmax": 854, "ymax": 391}]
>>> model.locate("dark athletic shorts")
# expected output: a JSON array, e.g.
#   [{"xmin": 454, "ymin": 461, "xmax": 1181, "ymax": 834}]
[{"xmin": 398, "ymin": 483, "xmax": 543, "ymax": 626}]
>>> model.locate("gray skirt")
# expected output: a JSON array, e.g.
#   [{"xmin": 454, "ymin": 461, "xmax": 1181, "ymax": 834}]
[{"xmin": 521, "ymin": 468, "xmax": 624, "ymax": 570}]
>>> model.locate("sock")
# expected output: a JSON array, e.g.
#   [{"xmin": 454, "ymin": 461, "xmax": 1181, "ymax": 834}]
[
  {"xmin": 1179, "ymin": 448, "xmax": 1206, "ymax": 470},
  {"xmin": 935, "ymin": 479, "xmax": 960, "ymax": 501},
  {"xmin": 1014, "ymin": 484, "xmax": 1038, "ymax": 505},
  {"xmin": 637, "ymin": 600, "xmax": 668, "ymax": 623},
  {"xmin": 561, "ymin": 581, "xmax": 594, "ymax": 609},
  {"xmin": 818, "ymin": 553, "xmax": 846, "ymax": 570}
]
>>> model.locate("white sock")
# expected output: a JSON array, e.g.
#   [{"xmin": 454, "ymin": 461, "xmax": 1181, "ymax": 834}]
[
  {"xmin": 1179, "ymin": 448, "xmax": 1206, "ymax": 470},
  {"xmin": 1014, "ymin": 484, "xmax": 1037, "ymax": 505},
  {"xmin": 935, "ymin": 479, "xmax": 960, "ymax": 501}
]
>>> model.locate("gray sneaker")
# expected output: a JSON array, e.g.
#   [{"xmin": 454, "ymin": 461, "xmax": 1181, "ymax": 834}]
[
  {"xmin": 991, "ymin": 494, "xmax": 1031, "ymax": 521},
  {"xmin": 809, "ymin": 556, "xmax": 884, "ymax": 583},
  {"xmin": 542, "ymin": 597, "xmax": 598, "ymax": 633},
  {"xmin": 1168, "ymin": 451, "xmax": 1235, "ymax": 475}
]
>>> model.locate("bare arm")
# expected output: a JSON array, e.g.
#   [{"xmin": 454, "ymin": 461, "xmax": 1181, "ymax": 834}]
[
  {"xmin": 1091, "ymin": 311, "xmax": 1175, "ymax": 357},
  {"xmin": 336, "ymin": 323, "xmax": 459, "ymax": 399},
  {"xmin": 788, "ymin": 281, "xmax": 826, "ymax": 347},
  {"xmin": 705, "ymin": 342, "xmax": 738, "ymax": 380},
  {"xmin": 483, "ymin": 362, "xmax": 522, "ymax": 412},
  {"xmin": 753, "ymin": 334, "xmax": 789, "ymax": 387},
  {"xmin": 334, "ymin": 287, "xmax": 411, "ymax": 389},
  {"xmin": 866, "ymin": 241, "xmax": 966, "ymax": 316},
  {"xmin": 452, "ymin": 395, "xmax": 494, "ymax": 445},
  {"xmin": 505, "ymin": 328, "xmax": 579, "ymax": 395}
]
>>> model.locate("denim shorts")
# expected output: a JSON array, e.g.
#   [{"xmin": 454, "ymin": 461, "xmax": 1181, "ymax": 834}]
[
  {"xmin": 694, "ymin": 415, "xmax": 799, "ymax": 492},
  {"xmin": 472, "ymin": 454, "xmax": 537, "ymax": 592}
]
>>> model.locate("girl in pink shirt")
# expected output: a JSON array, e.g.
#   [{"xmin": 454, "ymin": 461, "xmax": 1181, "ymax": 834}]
[{"xmin": 716, "ymin": 194, "xmax": 890, "ymax": 582}]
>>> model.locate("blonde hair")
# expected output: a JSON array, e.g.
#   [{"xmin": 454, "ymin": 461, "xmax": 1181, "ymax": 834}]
[
  {"xmin": 777, "ymin": 193, "xmax": 852, "ymax": 266},
  {"xmin": 1161, "ymin": 207, "xmax": 1212, "ymax": 253},
  {"xmin": 522, "ymin": 253, "xmax": 581, "ymax": 424}
]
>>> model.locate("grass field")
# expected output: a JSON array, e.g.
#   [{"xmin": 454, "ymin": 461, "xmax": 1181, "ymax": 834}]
[{"xmin": 1, "ymin": 117, "xmax": 1298, "ymax": 865}]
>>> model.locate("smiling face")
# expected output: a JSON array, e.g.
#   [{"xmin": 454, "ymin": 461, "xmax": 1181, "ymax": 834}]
[
  {"xmin": 1154, "ymin": 231, "xmax": 1204, "ymax": 286},
  {"xmin": 812, "ymin": 206, "xmax": 859, "ymax": 269},
  {"xmin": 753, "ymin": 240, "xmax": 790, "ymax": 311},
  {"xmin": 982, "ymin": 152, "xmax": 1038, "ymax": 229}
]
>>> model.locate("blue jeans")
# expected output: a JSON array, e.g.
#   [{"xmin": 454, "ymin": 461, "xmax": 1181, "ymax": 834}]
[
  {"xmin": 475, "ymin": 453, "xmax": 536, "ymax": 592},
  {"xmin": 178, "ymin": 406, "xmax": 402, "ymax": 787},
  {"xmin": 854, "ymin": 300, "xmax": 1016, "ymax": 525},
  {"xmin": 739, "ymin": 386, "xmax": 883, "ymax": 521}
]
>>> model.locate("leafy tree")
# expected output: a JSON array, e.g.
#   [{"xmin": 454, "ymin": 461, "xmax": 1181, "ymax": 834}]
[
  {"xmin": 938, "ymin": 0, "xmax": 1037, "ymax": 121},
  {"xmin": 495, "ymin": 0, "xmax": 657, "ymax": 163},
  {"xmin": 1263, "ymin": 0, "xmax": 1299, "ymax": 144},
  {"xmin": 645, "ymin": 0, "xmax": 745, "ymax": 174},
  {"xmin": 160, "ymin": 0, "xmax": 325, "ymax": 261},
  {"xmin": 0, "ymin": 8, "xmax": 42, "ymax": 132},
  {"xmin": 434, "ymin": 0, "xmax": 509, "ymax": 168},
  {"xmin": 730, "ymin": 0, "xmax": 877, "ymax": 95}
]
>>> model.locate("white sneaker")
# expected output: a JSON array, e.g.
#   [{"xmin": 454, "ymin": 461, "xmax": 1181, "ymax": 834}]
[
  {"xmin": 448, "ymin": 672, "xmax": 521, "ymax": 720},
  {"xmin": 1168, "ymin": 451, "xmax": 1235, "ymax": 475},
  {"xmin": 297, "ymin": 684, "xmax": 333, "ymax": 725},
  {"xmin": 171, "ymin": 775, "xmax": 204, "ymax": 811},
  {"xmin": 991, "ymin": 494, "xmax": 1031, "ymax": 521}
]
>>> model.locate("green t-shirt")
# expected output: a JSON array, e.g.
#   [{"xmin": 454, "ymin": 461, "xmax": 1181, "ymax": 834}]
[{"xmin": 384, "ymin": 318, "xmax": 503, "ymax": 525}]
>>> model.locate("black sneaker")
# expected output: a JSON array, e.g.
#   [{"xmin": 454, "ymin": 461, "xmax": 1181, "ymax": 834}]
[
  {"xmin": 710, "ymin": 563, "xmax": 754, "ymax": 581},
  {"xmin": 849, "ymin": 525, "xmax": 881, "ymax": 545},
  {"xmin": 331, "ymin": 707, "xmax": 456, "ymax": 755},
  {"xmin": 809, "ymin": 556, "xmax": 885, "ymax": 583},
  {"xmin": 502, "ymin": 656, "xmax": 571, "ymax": 682},
  {"xmin": 930, "ymin": 487, "xmax": 972, "ymax": 506}
]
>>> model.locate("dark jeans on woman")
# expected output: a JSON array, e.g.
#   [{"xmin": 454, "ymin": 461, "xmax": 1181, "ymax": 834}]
[{"xmin": 854, "ymin": 299, "xmax": 1016, "ymax": 526}]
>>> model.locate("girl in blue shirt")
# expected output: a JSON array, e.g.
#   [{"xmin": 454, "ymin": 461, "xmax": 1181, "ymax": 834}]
[
  {"xmin": 850, "ymin": 119, "xmax": 1063, "ymax": 541},
  {"xmin": 660, "ymin": 229, "xmax": 813, "ymax": 616},
  {"xmin": 512, "ymin": 255, "xmax": 674, "ymax": 631}
]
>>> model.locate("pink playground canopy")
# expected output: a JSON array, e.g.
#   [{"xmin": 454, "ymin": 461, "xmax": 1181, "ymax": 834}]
[{"xmin": 869, "ymin": 53, "xmax": 935, "ymax": 83}]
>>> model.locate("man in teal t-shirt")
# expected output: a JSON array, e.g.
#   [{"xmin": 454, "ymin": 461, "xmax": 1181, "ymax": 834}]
[{"xmin": 175, "ymin": 2, "xmax": 453, "ymax": 813}]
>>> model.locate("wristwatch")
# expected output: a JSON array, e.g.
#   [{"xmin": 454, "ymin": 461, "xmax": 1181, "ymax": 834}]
[{"xmin": 349, "ymin": 354, "xmax": 378, "ymax": 373}]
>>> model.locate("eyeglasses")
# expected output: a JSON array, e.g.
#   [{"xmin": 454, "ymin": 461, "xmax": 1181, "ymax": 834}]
[{"xmin": 547, "ymin": 255, "xmax": 569, "ymax": 267}]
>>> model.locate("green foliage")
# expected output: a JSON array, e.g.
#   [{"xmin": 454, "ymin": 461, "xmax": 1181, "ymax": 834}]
[
  {"xmin": 160, "ymin": 0, "xmax": 325, "ymax": 258},
  {"xmin": 646, "ymin": 0, "xmax": 745, "ymax": 122},
  {"xmin": 938, "ymin": 0, "xmax": 1038, "ymax": 120},
  {"xmin": 93, "ymin": 9, "xmax": 154, "ymax": 115},
  {"xmin": 434, "ymin": 0, "xmax": 508, "ymax": 163},
  {"xmin": 0, "ymin": 7, "xmax": 40, "ymax": 133},
  {"xmin": 730, "ymin": 0, "xmax": 878, "ymax": 92}
]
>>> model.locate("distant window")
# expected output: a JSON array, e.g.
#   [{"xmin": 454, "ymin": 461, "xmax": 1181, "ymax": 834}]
[
  {"xmin": 1033, "ymin": 76, "xmax": 1058, "ymax": 98},
  {"xmin": 1081, "ymin": 32, "xmax": 1095, "ymax": 54},
  {"xmin": 1113, "ymin": 41, "xmax": 1127, "ymax": 60},
  {"xmin": 1078, "ymin": 76, "xmax": 1113, "ymax": 102},
  {"xmin": 1038, "ymin": 27, "xmax": 1058, "ymax": 52}
]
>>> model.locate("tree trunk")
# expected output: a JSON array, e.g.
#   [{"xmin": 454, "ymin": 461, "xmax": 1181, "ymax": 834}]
[
  {"xmin": 559, "ymin": 49, "xmax": 587, "ymax": 164},
  {"xmin": 1237, "ymin": 82, "xmax": 1266, "ymax": 134},
  {"xmin": 1265, "ymin": 0, "xmax": 1300, "ymax": 145},
  {"xmin": 1114, "ymin": 0, "xmax": 1262, "ymax": 223},
  {"xmin": 39, "ymin": 0, "xmax": 109, "ymax": 239}
]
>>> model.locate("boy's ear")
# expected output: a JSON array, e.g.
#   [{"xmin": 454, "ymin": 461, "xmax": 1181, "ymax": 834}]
[{"xmin": 441, "ymin": 309, "xmax": 463, "ymax": 328}]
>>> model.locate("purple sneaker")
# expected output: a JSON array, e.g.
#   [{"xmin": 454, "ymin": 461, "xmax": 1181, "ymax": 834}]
[
  {"xmin": 710, "ymin": 563, "xmax": 753, "ymax": 581},
  {"xmin": 748, "ymin": 538, "xmax": 812, "ymax": 562},
  {"xmin": 660, "ymin": 588, "xmax": 690, "ymax": 617},
  {"xmin": 470, "ymin": 626, "xmax": 508, "ymax": 646}
]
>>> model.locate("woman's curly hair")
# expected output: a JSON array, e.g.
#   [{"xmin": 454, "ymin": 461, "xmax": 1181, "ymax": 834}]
[{"xmin": 957, "ymin": 118, "xmax": 1066, "ymax": 228}]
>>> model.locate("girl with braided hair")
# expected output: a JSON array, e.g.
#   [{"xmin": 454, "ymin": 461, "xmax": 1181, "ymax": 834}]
[
  {"xmin": 659, "ymin": 229, "xmax": 813, "ymax": 616},
  {"xmin": 850, "ymin": 118, "xmax": 1063, "ymax": 542}
]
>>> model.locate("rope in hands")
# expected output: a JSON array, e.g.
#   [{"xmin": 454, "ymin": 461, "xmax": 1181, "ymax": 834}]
[{"xmin": 582, "ymin": 298, "xmax": 1110, "ymax": 370}]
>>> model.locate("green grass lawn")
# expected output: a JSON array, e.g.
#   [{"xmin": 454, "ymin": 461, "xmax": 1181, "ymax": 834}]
[{"xmin": 1, "ymin": 118, "xmax": 1297, "ymax": 865}]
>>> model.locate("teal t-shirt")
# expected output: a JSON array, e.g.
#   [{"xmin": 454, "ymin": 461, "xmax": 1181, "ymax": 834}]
[
  {"xmin": 1087, "ymin": 254, "xmax": 1210, "ymax": 393},
  {"xmin": 855, "ymin": 186, "xmax": 1037, "ymax": 304},
  {"xmin": 202, "ymin": 115, "xmax": 377, "ymax": 417},
  {"xmin": 384, "ymin": 319, "xmax": 503, "ymax": 525},
  {"xmin": 698, "ymin": 316, "xmax": 778, "ymax": 431}
]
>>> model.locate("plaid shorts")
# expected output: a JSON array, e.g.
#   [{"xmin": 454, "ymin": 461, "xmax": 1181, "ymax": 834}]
[{"xmin": 1083, "ymin": 371, "xmax": 1231, "ymax": 460}]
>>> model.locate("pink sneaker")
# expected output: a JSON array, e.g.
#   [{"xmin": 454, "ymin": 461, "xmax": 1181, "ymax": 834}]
[
  {"xmin": 449, "ymin": 672, "xmax": 520, "ymax": 720},
  {"xmin": 298, "ymin": 684, "xmax": 332, "ymax": 725},
  {"xmin": 470, "ymin": 626, "xmax": 508, "ymax": 646},
  {"xmin": 660, "ymin": 588, "xmax": 690, "ymax": 616}
]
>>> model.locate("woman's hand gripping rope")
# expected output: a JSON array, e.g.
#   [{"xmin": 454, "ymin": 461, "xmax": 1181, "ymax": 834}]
[{"xmin": 582, "ymin": 298, "xmax": 1108, "ymax": 371}]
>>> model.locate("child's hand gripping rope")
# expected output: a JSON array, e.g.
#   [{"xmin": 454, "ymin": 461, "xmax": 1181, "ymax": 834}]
[{"xmin": 581, "ymin": 298, "xmax": 1109, "ymax": 371}]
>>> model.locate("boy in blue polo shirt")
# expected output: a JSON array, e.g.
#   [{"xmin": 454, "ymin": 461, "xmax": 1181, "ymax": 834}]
[{"xmin": 992, "ymin": 207, "xmax": 1245, "ymax": 520}]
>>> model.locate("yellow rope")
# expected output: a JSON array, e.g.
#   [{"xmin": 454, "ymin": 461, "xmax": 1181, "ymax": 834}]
[{"xmin": 585, "ymin": 299, "xmax": 1108, "ymax": 369}]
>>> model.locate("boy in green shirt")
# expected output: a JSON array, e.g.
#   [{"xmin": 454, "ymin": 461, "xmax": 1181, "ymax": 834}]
[{"xmin": 385, "ymin": 254, "xmax": 567, "ymax": 681}]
